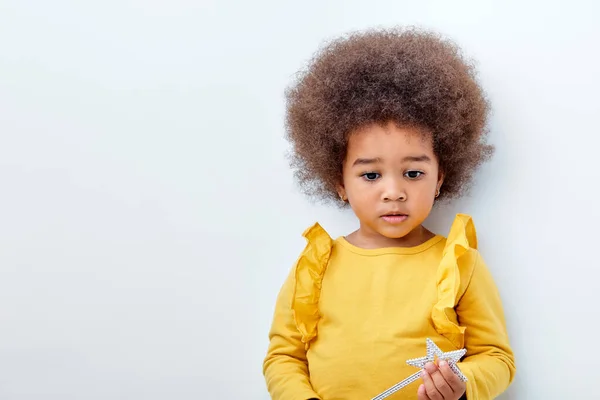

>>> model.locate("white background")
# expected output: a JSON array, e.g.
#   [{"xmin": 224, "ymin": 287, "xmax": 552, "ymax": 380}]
[{"xmin": 1, "ymin": 0, "xmax": 598, "ymax": 399}]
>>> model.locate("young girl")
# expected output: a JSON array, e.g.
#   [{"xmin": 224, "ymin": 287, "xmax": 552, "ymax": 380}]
[{"xmin": 263, "ymin": 28, "xmax": 515, "ymax": 400}]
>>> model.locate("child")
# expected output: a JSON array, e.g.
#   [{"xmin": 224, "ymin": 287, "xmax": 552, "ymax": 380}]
[{"xmin": 263, "ymin": 28, "xmax": 515, "ymax": 400}]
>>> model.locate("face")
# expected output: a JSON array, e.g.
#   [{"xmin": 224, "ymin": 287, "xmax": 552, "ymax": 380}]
[{"xmin": 339, "ymin": 121, "xmax": 443, "ymax": 247}]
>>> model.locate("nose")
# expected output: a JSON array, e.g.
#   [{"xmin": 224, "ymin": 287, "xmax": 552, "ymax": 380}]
[{"xmin": 382, "ymin": 178, "xmax": 407, "ymax": 202}]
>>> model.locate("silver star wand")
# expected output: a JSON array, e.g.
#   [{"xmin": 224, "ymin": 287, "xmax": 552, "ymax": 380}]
[{"xmin": 371, "ymin": 339, "xmax": 467, "ymax": 400}]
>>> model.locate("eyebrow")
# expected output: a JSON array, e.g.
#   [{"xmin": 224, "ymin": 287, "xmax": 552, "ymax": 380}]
[
  {"xmin": 352, "ymin": 157, "xmax": 381, "ymax": 167},
  {"xmin": 351, "ymin": 155, "xmax": 431, "ymax": 167},
  {"xmin": 402, "ymin": 155, "xmax": 432, "ymax": 163}
]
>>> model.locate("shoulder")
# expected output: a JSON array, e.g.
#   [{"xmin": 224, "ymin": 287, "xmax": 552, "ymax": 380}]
[
  {"xmin": 437, "ymin": 213, "xmax": 485, "ymax": 297},
  {"xmin": 301, "ymin": 222, "xmax": 333, "ymax": 246},
  {"xmin": 290, "ymin": 222, "xmax": 335, "ymax": 346}
]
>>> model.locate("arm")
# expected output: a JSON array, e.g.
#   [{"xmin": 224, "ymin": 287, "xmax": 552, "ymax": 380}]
[
  {"xmin": 456, "ymin": 252, "xmax": 516, "ymax": 399},
  {"xmin": 263, "ymin": 267, "xmax": 321, "ymax": 400}
]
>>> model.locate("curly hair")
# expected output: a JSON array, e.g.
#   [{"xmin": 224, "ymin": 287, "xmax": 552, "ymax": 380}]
[{"xmin": 284, "ymin": 27, "xmax": 493, "ymax": 204}]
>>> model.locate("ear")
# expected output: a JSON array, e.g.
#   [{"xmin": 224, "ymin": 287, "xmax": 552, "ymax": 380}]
[
  {"xmin": 337, "ymin": 184, "xmax": 347, "ymax": 202},
  {"xmin": 436, "ymin": 170, "xmax": 445, "ymax": 197},
  {"xmin": 437, "ymin": 170, "xmax": 445, "ymax": 189}
]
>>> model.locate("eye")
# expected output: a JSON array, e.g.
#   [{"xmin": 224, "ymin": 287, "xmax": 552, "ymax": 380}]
[
  {"xmin": 361, "ymin": 172, "xmax": 381, "ymax": 181},
  {"xmin": 405, "ymin": 170, "xmax": 424, "ymax": 179}
]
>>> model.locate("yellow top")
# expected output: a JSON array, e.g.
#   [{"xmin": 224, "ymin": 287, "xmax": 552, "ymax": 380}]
[{"xmin": 263, "ymin": 214, "xmax": 515, "ymax": 400}]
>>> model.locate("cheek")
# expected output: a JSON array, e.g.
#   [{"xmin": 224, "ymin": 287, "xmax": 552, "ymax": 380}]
[
  {"xmin": 414, "ymin": 182, "xmax": 436, "ymax": 195},
  {"xmin": 345, "ymin": 181, "xmax": 379, "ymax": 206},
  {"xmin": 408, "ymin": 181, "xmax": 437, "ymax": 202}
]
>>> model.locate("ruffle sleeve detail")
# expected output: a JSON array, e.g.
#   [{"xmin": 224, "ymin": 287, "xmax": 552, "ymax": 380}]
[
  {"xmin": 291, "ymin": 222, "xmax": 334, "ymax": 349},
  {"xmin": 432, "ymin": 214, "xmax": 478, "ymax": 349}
]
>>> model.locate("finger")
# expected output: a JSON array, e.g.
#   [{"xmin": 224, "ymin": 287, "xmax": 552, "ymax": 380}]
[
  {"xmin": 429, "ymin": 362, "xmax": 454, "ymax": 398},
  {"xmin": 421, "ymin": 364, "xmax": 443, "ymax": 400},
  {"xmin": 438, "ymin": 360, "xmax": 466, "ymax": 393},
  {"xmin": 417, "ymin": 384, "xmax": 430, "ymax": 400}
]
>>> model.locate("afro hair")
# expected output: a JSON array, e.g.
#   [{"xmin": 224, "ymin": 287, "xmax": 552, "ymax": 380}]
[{"xmin": 284, "ymin": 27, "xmax": 493, "ymax": 204}]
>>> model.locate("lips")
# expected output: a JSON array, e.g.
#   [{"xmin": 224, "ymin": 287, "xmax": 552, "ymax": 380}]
[{"xmin": 381, "ymin": 213, "xmax": 408, "ymax": 224}]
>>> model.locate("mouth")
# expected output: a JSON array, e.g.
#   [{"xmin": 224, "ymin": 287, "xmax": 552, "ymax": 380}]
[{"xmin": 381, "ymin": 213, "xmax": 408, "ymax": 223}]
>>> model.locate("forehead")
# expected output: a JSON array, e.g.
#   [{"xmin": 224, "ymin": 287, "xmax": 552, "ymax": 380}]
[{"xmin": 346, "ymin": 122, "xmax": 434, "ymax": 157}]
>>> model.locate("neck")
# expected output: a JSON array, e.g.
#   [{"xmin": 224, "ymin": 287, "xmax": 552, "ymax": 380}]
[{"xmin": 347, "ymin": 224, "xmax": 435, "ymax": 249}]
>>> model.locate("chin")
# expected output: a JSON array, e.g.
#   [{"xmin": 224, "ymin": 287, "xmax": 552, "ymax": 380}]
[{"xmin": 376, "ymin": 225, "xmax": 413, "ymax": 239}]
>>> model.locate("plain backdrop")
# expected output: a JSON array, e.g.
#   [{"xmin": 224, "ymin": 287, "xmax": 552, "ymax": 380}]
[{"xmin": 1, "ymin": 0, "xmax": 599, "ymax": 399}]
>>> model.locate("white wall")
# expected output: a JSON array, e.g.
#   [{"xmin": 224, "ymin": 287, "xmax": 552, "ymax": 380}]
[{"xmin": 0, "ymin": 0, "xmax": 598, "ymax": 399}]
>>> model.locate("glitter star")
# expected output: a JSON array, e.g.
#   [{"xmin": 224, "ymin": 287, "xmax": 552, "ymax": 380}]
[
  {"xmin": 406, "ymin": 338, "xmax": 467, "ymax": 382},
  {"xmin": 371, "ymin": 339, "xmax": 468, "ymax": 400}
]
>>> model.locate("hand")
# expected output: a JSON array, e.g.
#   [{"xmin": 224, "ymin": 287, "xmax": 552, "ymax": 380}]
[{"xmin": 417, "ymin": 360, "xmax": 466, "ymax": 400}]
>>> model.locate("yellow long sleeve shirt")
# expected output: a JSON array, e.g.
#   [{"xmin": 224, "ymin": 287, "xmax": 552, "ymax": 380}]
[{"xmin": 263, "ymin": 214, "xmax": 515, "ymax": 400}]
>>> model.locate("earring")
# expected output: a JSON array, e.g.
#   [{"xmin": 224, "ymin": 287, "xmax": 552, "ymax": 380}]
[
  {"xmin": 435, "ymin": 188, "xmax": 441, "ymax": 198},
  {"xmin": 339, "ymin": 194, "xmax": 347, "ymax": 202}
]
